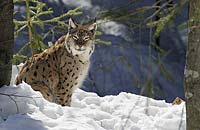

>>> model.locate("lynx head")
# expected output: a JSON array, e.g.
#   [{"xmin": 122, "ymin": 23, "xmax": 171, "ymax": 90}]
[{"xmin": 65, "ymin": 18, "xmax": 97, "ymax": 55}]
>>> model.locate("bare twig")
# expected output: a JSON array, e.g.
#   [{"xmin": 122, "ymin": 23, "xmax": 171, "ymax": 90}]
[
  {"xmin": 0, "ymin": 92, "xmax": 42, "ymax": 113},
  {"xmin": 8, "ymin": 95, "xmax": 19, "ymax": 113},
  {"xmin": 122, "ymin": 96, "xmax": 141, "ymax": 129},
  {"xmin": 0, "ymin": 92, "xmax": 42, "ymax": 98},
  {"xmin": 145, "ymin": 0, "xmax": 174, "ymax": 22}
]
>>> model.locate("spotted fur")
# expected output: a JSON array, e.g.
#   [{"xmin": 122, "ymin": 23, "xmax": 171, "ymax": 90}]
[{"xmin": 15, "ymin": 18, "xmax": 97, "ymax": 106}]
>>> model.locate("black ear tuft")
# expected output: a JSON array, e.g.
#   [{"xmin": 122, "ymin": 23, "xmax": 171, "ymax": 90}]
[
  {"xmin": 88, "ymin": 22, "xmax": 97, "ymax": 34},
  {"xmin": 93, "ymin": 18, "xmax": 96, "ymax": 23},
  {"xmin": 69, "ymin": 18, "xmax": 78, "ymax": 29}
]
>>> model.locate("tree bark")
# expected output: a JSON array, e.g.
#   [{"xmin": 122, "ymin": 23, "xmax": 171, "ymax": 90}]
[
  {"xmin": 0, "ymin": 0, "xmax": 14, "ymax": 87},
  {"xmin": 185, "ymin": 0, "xmax": 200, "ymax": 129}
]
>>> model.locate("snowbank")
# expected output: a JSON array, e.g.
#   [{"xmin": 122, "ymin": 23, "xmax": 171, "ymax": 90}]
[
  {"xmin": 0, "ymin": 82, "xmax": 185, "ymax": 130},
  {"xmin": 0, "ymin": 65, "xmax": 186, "ymax": 130}
]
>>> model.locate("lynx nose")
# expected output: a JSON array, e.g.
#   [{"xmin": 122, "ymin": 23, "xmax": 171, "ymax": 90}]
[
  {"xmin": 76, "ymin": 40, "xmax": 85, "ymax": 46},
  {"xmin": 75, "ymin": 44, "xmax": 83, "ymax": 48},
  {"xmin": 75, "ymin": 45, "xmax": 85, "ymax": 51}
]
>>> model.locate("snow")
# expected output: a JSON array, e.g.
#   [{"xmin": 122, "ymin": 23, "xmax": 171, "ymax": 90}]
[
  {"xmin": 0, "ymin": 66, "xmax": 186, "ymax": 130},
  {"xmin": 99, "ymin": 21, "xmax": 128, "ymax": 39},
  {"xmin": 62, "ymin": 0, "xmax": 93, "ymax": 9}
]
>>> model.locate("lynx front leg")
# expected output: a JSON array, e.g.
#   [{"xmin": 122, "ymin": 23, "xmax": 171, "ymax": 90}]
[
  {"xmin": 54, "ymin": 85, "xmax": 72, "ymax": 106},
  {"xmin": 31, "ymin": 84, "xmax": 53, "ymax": 102},
  {"xmin": 63, "ymin": 93, "xmax": 72, "ymax": 106}
]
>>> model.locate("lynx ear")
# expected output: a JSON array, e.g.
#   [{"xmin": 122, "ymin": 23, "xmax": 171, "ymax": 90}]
[
  {"xmin": 69, "ymin": 18, "xmax": 77, "ymax": 29},
  {"xmin": 88, "ymin": 22, "xmax": 97, "ymax": 33}
]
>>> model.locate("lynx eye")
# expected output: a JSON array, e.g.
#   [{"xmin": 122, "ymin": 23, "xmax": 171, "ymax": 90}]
[
  {"xmin": 83, "ymin": 36, "xmax": 90, "ymax": 41},
  {"xmin": 72, "ymin": 35, "xmax": 78, "ymax": 40}
]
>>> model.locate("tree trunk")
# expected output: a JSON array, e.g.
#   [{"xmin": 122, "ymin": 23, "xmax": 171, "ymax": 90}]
[
  {"xmin": 185, "ymin": 0, "xmax": 200, "ymax": 130},
  {"xmin": 0, "ymin": 0, "xmax": 14, "ymax": 87}
]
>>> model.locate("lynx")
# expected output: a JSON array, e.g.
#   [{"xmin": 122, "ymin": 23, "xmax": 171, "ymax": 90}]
[{"xmin": 15, "ymin": 18, "xmax": 97, "ymax": 106}]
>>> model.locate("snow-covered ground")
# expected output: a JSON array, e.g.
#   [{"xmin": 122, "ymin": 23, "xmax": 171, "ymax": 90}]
[{"xmin": 0, "ymin": 66, "xmax": 186, "ymax": 130}]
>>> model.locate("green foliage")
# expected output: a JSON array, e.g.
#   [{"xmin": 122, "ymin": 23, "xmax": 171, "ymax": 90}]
[
  {"xmin": 150, "ymin": 43, "xmax": 167, "ymax": 56},
  {"xmin": 13, "ymin": 0, "xmax": 82, "ymax": 64},
  {"xmin": 94, "ymin": 0, "xmax": 187, "ymax": 98},
  {"xmin": 147, "ymin": 0, "xmax": 189, "ymax": 37},
  {"xmin": 153, "ymin": 57, "xmax": 174, "ymax": 82},
  {"xmin": 147, "ymin": 9, "xmax": 175, "ymax": 37},
  {"xmin": 95, "ymin": 39, "xmax": 112, "ymax": 45},
  {"xmin": 13, "ymin": 0, "xmax": 187, "ymax": 99},
  {"xmin": 141, "ymin": 78, "xmax": 167, "ymax": 98},
  {"xmin": 138, "ymin": 0, "xmax": 188, "ymax": 97},
  {"xmin": 13, "ymin": 0, "xmax": 111, "ymax": 65},
  {"xmin": 178, "ymin": 21, "xmax": 187, "ymax": 30},
  {"xmin": 31, "ymin": 27, "xmax": 48, "ymax": 54}
]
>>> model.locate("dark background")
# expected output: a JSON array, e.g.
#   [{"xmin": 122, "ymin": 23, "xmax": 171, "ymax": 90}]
[{"xmin": 14, "ymin": 0, "xmax": 188, "ymax": 102}]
